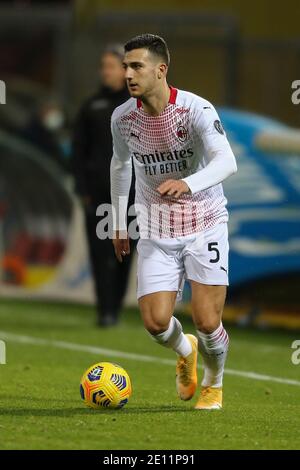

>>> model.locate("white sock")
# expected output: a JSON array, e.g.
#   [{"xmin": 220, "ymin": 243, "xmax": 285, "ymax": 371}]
[
  {"xmin": 196, "ymin": 322, "xmax": 229, "ymax": 388},
  {"xmin": 151, "ymin": 316, "xmax": 192, "ymax": 357}
]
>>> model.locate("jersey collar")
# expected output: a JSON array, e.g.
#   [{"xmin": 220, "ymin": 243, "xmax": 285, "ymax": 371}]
[{"xmin": 136, "ymin": 86, "xmax": 178, "ymax": 108}]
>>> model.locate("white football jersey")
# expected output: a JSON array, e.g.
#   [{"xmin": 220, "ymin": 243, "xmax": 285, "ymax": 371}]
[{"xmin": 110, "ymin": 87, "xmax": 236, "ymax": 238}]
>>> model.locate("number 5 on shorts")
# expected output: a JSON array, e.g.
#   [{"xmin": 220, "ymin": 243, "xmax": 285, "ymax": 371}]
[{"xmin": 208, "ymin": 242, "xmax": 220, "ymax": 263}]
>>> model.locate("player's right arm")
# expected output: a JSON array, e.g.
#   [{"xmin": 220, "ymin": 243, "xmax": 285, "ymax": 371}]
[{"xmin": 110, "ymin": 112, "xmax": 132, "ymax": 262}]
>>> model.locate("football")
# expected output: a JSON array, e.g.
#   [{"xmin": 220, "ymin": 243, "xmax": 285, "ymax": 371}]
[{"xmin": 80, "ymin": 362, "xmax": 132, "ymax": 409}]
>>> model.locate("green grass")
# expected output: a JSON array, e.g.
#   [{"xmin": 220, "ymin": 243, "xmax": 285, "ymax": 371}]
[{"xmin": 0, "ymin": 298, "xmax": 300, "ymax": 450}]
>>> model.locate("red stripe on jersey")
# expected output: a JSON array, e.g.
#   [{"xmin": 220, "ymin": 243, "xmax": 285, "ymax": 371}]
[{"xmin": 169, "ymin": 86, "xmax": 178, "ymax": 104}]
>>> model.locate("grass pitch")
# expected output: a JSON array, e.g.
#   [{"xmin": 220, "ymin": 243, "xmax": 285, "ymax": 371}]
[{"xmin": 0, "ymin": 299, "xmax": 299, "ymax": 450}]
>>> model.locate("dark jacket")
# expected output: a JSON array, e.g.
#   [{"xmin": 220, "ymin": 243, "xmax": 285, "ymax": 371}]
[{"xmin": 71, "ymin": 85, "xmax": 134, "ymax": 205}]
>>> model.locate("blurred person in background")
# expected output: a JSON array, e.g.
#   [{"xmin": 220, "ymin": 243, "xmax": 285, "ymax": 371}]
[
  {"xmin": 22, "ymin": 100, "xmax": 67, "ymax": 170},
  {"xmin": 71, "ymin": 44, "xmax": 135, "ymax": 327}
]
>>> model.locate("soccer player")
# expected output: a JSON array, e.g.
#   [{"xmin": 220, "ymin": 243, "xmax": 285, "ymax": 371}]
[{"xmin": 110, "ymin": 34, "xmax": 237, "ymax": 409}]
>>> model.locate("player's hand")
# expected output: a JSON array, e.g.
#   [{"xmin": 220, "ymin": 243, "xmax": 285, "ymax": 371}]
[
  {"xmin": 156, "ymin": 179, "xmax": 190, "ymax": 198},
  {"xmin": 112, "ymin": 230, "xmax": 130, "ymax": 263}
]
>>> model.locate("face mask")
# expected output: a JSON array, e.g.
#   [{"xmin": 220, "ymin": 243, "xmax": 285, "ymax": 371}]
[{"xmin": 43, "ymin": 110, "xmax": 64, "ymax": 130}]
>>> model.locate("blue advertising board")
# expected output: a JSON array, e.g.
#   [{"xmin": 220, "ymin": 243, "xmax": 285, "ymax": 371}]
[{"xmin": 220, "ymin": 108, "xmax": 300, "ymax": 287}]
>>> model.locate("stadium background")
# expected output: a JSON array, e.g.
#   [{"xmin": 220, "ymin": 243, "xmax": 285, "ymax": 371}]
[
  {"xmin": 0, "ymin": 0, "xmax": 300, "ymax": 452},
  {"xmin": 1, "ymin": 0, "xmax": 299, "ymax": 329}
]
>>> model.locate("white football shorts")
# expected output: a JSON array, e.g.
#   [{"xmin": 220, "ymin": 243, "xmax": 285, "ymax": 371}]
[{"xmin": 136, "ymin": 222, "xmax": 229, "ymax": 300}]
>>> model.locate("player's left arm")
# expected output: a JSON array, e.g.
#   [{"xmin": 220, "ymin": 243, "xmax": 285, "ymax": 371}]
[
  {"xmin": 157, "ymin": 103, "xmax": 237, "ymax": 198},
  {"xmin": 182, "ymin": 103, "xmax": 237, "ymax": 194}
]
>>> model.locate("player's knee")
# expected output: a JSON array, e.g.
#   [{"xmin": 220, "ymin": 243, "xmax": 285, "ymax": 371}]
[
  {"xmin": 143, "ymin": 316, "xmax": 170, "ymax": 336},
  {"xmin": 194, "ymin": 315, "xmax": 221, "ymax": 334},
  {"xmin": 145, "ymin": 322, "xmax": 168, "ymax": 336}
]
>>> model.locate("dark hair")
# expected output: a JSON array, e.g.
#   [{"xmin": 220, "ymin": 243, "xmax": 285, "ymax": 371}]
[{"xmin": 124, "ymin": 34, "xmax": 170, "ymax": 66}]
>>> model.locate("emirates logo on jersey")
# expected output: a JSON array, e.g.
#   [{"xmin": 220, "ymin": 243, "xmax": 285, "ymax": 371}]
[{"xmin": 176, "ymin": 125, "xmax": 188, "ymax": 143}]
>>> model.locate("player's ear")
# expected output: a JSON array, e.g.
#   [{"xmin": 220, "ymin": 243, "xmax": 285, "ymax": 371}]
[{"xmin": 158, "ymin": 63, "xmax": 167, "ymax": 79}]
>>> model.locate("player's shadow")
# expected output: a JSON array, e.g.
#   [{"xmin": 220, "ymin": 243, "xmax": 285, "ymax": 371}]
[
  {"xmin": 121, "ymin": 405, "xmax": 195, "ymax": 414},
  {"xmin": 0, "ymin": 404, "xmax": 195, "ymax": 417}
]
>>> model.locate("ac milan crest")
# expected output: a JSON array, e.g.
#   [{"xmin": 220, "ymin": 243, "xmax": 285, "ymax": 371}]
[{"xmin": 176, "ymin": 125, "xmax": 188, "ymax": 142}]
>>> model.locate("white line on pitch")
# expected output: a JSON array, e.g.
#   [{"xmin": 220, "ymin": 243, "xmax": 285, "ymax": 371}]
[{"xmin": 1, "ymin": 330, "xmax": 300, "ymax": 388}]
